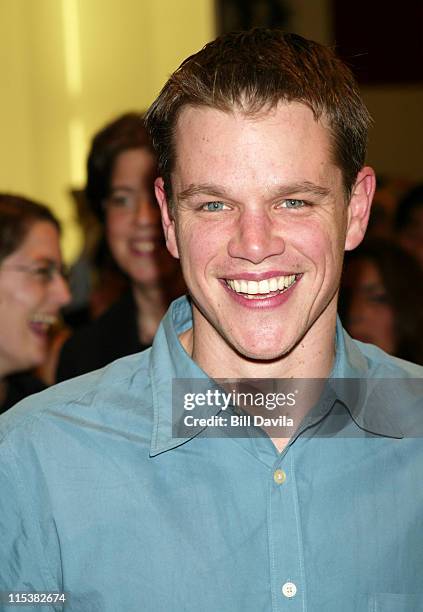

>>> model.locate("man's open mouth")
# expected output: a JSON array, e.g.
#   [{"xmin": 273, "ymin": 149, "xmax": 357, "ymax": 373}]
[{"xmin": 224, "ymin": 274, "xmax": 299, "ymax": 299}]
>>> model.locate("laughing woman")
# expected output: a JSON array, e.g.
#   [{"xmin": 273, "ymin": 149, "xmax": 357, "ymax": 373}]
[{"xmin": 0, "ymin": 195, "xmax": 70, "ymax": 414}]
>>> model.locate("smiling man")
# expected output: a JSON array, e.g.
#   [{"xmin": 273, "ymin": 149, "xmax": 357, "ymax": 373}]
[
  {"xmin": 1, "ymin": 29, "xmax": 423, "ymax": 612},
  {"xmin": 154, "ymin": 101, "xmax": 371, "ymax": 380}
]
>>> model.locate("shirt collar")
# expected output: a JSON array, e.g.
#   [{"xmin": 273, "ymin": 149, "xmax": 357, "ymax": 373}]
[
  {"xmin": 329, "ymin": 318, "xmax": 403, "ymax": 439},
  {"xmin": 149, "ymin": 296, "xmax": 209, "ymax": 456},
  {"xmin": 149, "ymin": 297, "xmax": 403, "ymax": 456}
]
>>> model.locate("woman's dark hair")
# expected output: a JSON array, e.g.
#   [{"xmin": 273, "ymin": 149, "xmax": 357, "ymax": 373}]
[
  {"xmin": 0, "ymin": 193, "xmax": 60, "ymax": 265},
  {"xmin": 341, "ymin": 239, "xmax": 423, "ymax": 364},
  {"xmin": 85, "ymin": 112, "xmax": 154, "ymax": 221}
]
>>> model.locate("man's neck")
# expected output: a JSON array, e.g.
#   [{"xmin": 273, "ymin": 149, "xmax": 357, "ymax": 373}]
[
  {"xmin": 180, "ymin": 309, "xmax": 337, "ymax": 381},
  {"xmin": 179, "ymin": 306, "xmax": 338, "ymax": 453}
]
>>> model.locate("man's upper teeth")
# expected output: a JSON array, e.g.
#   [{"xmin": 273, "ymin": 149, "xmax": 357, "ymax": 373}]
[
  {"xmin": 30, "ymin": 314, "xmax": 57, "ymax": 325},
  {"xmin": 227, "ymin": 275, "xmax": 297, "ymax": 295}
]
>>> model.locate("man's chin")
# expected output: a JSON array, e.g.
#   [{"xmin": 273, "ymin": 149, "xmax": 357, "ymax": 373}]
[{"xmin": 231, "ymin": 338, "xmax": 296, "ymax": 363}]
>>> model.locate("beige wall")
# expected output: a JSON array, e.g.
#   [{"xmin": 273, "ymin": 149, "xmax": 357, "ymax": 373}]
[
  {"xmin": 0, "ymin": 0, "xmax": 214, "ymax": 261},
  {"xmin": 362, "ymin": 86, "xmax": 423, "ymax": 181}
]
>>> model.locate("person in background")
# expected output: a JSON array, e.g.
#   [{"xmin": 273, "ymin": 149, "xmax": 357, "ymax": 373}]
[
  {"xmin": 0, "ymin": 194, "xmax": 70, "ymax": 413},
  {"xmin": 395, "ymin": 183, "xmax": 423, "ymax": 270},
  {"xmin": 56, "ymin": 113, "xmax": 184, "ymax": 381},
  {"xmin": 340, "ymin": 238, "xmax": 423, "ymax": 364}
]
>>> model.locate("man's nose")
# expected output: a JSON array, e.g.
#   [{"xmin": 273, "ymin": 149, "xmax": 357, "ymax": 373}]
[
  {"xmin": 227, "ymin": 209, "xmax": 285, "ymax": 264},
  {"xmin": 133, "ymin": 197, "xmax": 161, "ymax": 226}
]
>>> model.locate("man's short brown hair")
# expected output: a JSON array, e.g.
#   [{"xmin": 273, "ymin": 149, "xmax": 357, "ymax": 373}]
[{"xmin": 146, "ymin": 28, "xmax": 371, "ymax": 201}]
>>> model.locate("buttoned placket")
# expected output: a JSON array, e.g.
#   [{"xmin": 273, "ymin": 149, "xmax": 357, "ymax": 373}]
[
  {"xmin": 267, "ymin": 442, "xmax": 307, "ymax": 611},
  {"xmin": 222, "ymin": 422, "xmax": 308, "ymax": 611},
  {"xmin": 220, "ymin": 388, "xmax": 340, "ymax": 612}
]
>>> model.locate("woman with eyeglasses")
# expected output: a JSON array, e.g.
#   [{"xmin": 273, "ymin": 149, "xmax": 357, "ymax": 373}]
[
  {"xmin": 56, "ymin": 113, "xmax": 184, "ymax": 381},
  {"xmin": 0, "ymin": 194, "xmax": 71, "ymax": 414}
]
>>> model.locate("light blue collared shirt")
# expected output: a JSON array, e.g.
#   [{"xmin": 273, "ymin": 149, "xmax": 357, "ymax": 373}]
[{"xmin": 0, "ymin": 296, "xmax": 422, "ymax": 611}]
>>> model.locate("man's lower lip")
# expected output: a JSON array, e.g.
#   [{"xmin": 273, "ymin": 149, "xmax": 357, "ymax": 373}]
[{"xmin": 221, "ymin": 276, "xmax": 300, "ymax": 308}]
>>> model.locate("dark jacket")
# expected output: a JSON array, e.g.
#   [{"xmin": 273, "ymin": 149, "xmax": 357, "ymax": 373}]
[
  {"xmin": 1, "ymin": 372, "xmax": 45, "ymax": 415},
  {"xmin": 56, "ymin": 291, "xmax": 147, "ymax": 382}
]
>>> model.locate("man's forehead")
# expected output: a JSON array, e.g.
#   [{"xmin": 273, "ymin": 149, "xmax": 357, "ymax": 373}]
[
  {"xmin": 173, "ymin": 102, "xmax": 333, "ymax": 157},
  {"xmin": 172, "ymin": 102, "xmax": 335, "ymax": 175},
  {"xmin": 169, "ymin": 106, "xmax": 344, "ymax": 207}
]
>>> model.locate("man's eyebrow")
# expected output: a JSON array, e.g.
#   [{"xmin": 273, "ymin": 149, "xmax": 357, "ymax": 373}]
[
  {"xmin": 271, "ymin": 181, "xmax": 332, "ymax": 199},
  {"xmin": 177, "ymin": 184, "xmax": 228, "ymax": 201},
  {"xmin": 177, "ymin": 181, "xmax": 331, "ymax": 202}
]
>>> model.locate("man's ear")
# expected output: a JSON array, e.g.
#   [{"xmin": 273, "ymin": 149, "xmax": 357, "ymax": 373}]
[
  {"xmin": 155, "ymin": 177, "xmax": 180, "ymax": 259},
  {"xmin": 344, "ymin": 166, "xmax": 376, "ymax": 251}
]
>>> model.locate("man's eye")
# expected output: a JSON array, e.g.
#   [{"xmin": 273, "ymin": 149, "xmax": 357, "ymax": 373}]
[
  {"xmin": 202, "ymin": 201, "xmax": 227, "ymax": 212},
  {"xmin": 280, "ymin": 199, "xmax": 306, "ymax": 209}
]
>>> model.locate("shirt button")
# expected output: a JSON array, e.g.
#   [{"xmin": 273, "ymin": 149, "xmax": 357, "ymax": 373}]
[
  {"xmin": 273, "ymin": 469, "xmax": 286, "ymax": 485},
  {"xmin": 282, "ymin": 582, "xmax": 297, "ymax": 598}
]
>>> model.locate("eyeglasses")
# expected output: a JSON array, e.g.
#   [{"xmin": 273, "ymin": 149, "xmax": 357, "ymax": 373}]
[{"xmin": 1, "ymin": 261, "xmax": 69, "ymax": 285}]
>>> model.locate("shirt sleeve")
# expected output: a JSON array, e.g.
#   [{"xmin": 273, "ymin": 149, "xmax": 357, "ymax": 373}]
[{"xmin": 0, "ymin": 440, "xmax": 63, "ymax": 611}]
